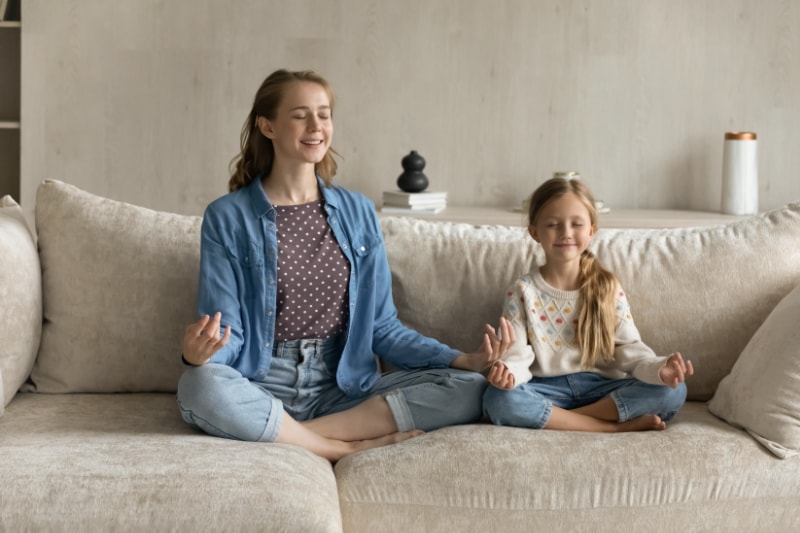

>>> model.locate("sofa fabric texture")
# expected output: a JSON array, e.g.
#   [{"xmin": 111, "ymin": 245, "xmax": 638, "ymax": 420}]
[{"xmin": 2, "ymin": 180, "xmax": 800, "ymax": 532}]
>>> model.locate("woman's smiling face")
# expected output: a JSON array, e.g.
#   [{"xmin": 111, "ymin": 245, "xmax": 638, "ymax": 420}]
[{"xmin": 259, "ymin": 80, "xmax": 333, "ymax": 166}]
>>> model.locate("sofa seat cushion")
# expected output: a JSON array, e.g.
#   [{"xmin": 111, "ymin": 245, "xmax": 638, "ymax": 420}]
[
  {"xmin": 0, "ymin": 393, "xmax": 343, "ymax": 533},
  {"xmin": 335, "ymin": 402, "xmax": 800, "ymax": 533}
]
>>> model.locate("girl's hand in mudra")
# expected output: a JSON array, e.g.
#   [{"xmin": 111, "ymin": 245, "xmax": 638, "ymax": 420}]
[
  {"xmin": 659, "ymin": 352, "xmax": 694, "ymax": 388},
  {"xmin": 487, "ymin": 361, "xmax": 515, "ymax": 390}
]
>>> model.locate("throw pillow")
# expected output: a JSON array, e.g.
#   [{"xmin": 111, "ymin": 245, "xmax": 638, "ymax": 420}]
[
  {"xmin": 708, "ymin": 282, "xmax": 800, "ymax": 459},
  {"xmin": 28, "ymin": 180, "xmax": 202, "ymax": 393},
  {"xmin": 0, "ymin": 196, "xmax": 41, "ymax": 414}
]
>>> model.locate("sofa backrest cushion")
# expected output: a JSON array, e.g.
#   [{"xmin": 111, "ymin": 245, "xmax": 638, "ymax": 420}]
[
  {"xmin": 28, "ymin": 180, "xmax": 202, "ymax": 393},
  {"xmin": 0, "ymin": 196, "xmax": 41, "ymax": 413},
  {"xmin": 25, "ymin": 179, "xmax": 800, "ymax": 400},
  {"xmin": 382, "ymin": 203, "xmax": 800, "ymax": 402}
]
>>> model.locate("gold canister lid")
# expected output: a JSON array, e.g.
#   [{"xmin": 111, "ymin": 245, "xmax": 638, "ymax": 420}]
[
  {"xmin": 553, "ymin": 171, "xmax": 581, "ymax": 180},
  {"xmin": 725, "ymin": 132, "xmax": 757, "ymax": 140}
]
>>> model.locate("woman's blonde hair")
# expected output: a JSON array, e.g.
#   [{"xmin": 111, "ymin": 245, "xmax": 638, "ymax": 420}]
[
  {"xmin": 228, "ymin": 69, "xmax": 339, "ymax": 192},
  {"xmin": 527, "ymin": 177, "xmax": 618, "ymax": 368}
]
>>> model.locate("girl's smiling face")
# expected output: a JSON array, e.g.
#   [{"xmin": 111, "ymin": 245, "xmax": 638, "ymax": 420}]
[{"xmin": 530, "ymin": 192, "xmax": 596, "ymax": 264}]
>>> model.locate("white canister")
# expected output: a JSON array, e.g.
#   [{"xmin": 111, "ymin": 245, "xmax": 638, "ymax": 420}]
[{"xmin": 721, "ymin": 132, "xmax": 758, "ymax": 215}]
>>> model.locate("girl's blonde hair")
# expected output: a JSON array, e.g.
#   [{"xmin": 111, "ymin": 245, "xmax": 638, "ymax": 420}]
[
  {"xmin": 228, "ymin": 69, "xmax": 339, "ymax": 192},
  {"xmin": 527, "ymin": 177, "xmax": 618, "ymax": 368}
]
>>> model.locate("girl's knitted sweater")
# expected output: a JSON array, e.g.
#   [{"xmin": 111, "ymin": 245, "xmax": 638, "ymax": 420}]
[{"xmin": 500, "ymin": 269, "xmax": 669, "ymax": 387}]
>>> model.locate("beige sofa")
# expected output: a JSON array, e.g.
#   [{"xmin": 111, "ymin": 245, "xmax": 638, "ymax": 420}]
[{"xmin": 2, "ymin": 180, "xmax": 800, "ymax": 532}]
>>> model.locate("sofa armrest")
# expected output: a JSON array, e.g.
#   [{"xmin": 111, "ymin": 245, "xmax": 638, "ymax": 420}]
[{"xmin": 0, "ymin": 195, "xmax": 42, "ymax": 414}]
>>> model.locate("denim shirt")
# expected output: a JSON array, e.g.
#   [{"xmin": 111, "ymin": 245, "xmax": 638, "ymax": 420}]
[{"xmin": 198, "ymin": 177, "xmax": 459, "ymax": 398}]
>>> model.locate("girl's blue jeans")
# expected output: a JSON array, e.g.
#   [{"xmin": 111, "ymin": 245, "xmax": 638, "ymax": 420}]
[
  {"xmin": 176, "ymin": 336, "xmax": 486, "ymax": 442},
  {"xmin": 483, "ymin": 372, "xmax": 687, "ymax": 429}
]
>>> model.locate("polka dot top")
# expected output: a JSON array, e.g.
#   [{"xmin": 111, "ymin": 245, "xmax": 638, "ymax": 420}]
[{"xmin": 273, "ymin": 201, "xmax": 351, "ymax": 341}]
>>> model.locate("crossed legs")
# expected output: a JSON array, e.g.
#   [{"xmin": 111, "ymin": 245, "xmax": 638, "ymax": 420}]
[{"xmin": 484, "ymin": 373, "xmax": 686, "ymax": 432}]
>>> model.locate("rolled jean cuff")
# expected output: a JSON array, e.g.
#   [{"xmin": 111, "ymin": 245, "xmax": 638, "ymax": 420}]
[
  {"xmin": 611, "ymin": 392, "xmax": 630, "ymax": 422},
  {"xmin": 537, "ymin": 400, "xmax": 554, "ymax": 429},
  {"xmin": 257, "ymin": 398, "xmax": 285, "ymax": 443},
  {"xmin": 385, "ymin": 389, "xmax": 415, "ymax": 432}
]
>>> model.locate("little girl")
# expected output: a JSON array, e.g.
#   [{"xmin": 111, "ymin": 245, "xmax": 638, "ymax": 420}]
[{"xmin": 483, "ymin": 177, "xmax": 693, "ymax": 432}]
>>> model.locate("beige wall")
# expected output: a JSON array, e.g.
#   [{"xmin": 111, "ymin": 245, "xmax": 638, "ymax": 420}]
[{"xmin": 20, "ymin": 0, "xmax": 800, "ymax": 219}]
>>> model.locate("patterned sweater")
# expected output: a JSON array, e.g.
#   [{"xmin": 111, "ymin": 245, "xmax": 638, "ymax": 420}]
[{"xmin": 500, "ymin": 269, "xmax": 668, "ymax": 387}]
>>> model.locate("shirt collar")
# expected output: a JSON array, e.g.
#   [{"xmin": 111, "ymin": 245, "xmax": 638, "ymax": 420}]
[
  {"xmin": 246, "ymin": 175, "xmax": 271, "ymax": 218},
  {"xmin": 246, "ymin": 174, "xmax": 339, "ymax": 218},
  {"xmin": 318, "ymin": 177, "xmax": 340, "ymax": 211}
]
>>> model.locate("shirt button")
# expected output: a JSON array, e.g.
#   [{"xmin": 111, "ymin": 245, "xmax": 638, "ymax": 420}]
[
  {"xmin": 359, "ymin": 246, "xmax": 366, "ymax": 252},
  {"xmin": 267, "ymin": 311, "xmax": 273, "ymax": 316},
  {"xmin": 264, "ymin": 342, "xmax": 270, "ymax": 348}
]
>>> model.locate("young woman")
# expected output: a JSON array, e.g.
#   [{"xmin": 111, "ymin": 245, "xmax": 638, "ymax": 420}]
[
  {"xmin": 483, "ymin": 177, "xmax": 693, "ymax": 432},
  {"xmin": 176, "ymin": 69, "xmax": 511, "ymax": 461}
]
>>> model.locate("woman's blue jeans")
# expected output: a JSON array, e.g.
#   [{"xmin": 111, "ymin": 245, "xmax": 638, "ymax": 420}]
[
  {"xmin": 483, "ymin": 372, "xmax": 687, "ymax": 429},
  {"xmin": 177, "ymin": 336, "xmax": 487, "ymax": 442}
]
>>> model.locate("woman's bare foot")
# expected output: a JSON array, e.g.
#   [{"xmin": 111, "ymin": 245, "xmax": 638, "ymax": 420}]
[
  {"xmin": 348, "ymin": 429, "xmax": 424, "ymax": 454},
  {"xmin": 329, "ymin": 430, "xmax": 423, "ymax": 463},
  {"xmin": 616, "ymin": 414, "xmax": 666, "ymax": 432},
  {"xmin": 277, "ymin": 416, "xmax": 423, "ymax": 462}
]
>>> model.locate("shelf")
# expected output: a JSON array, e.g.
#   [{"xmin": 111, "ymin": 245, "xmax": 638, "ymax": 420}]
[
  {"xmin": 0, "ymin": 13, "xmax": 20, "ymax": 202},
  {"xmin": 378, "ymin": 206, "xmax": 745, "ymax": 229}
]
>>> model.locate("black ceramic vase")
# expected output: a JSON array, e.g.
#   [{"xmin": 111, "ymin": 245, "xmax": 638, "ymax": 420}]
[{"xmin": 396, "ymin": 150, "xmax": 429, "ymax": 193}]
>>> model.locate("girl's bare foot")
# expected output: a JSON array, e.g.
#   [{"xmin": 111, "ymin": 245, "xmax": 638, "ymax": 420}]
[
  {"xmin": 617, "ymin": 414, "xmax": 666, "ymax": 432},
  {"xmin": 545, "ymin": 406, "xmax": 666, "ymax": 433}
]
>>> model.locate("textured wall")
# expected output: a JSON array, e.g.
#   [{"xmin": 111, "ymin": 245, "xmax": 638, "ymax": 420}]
[{"xmin": 20, "ymin": 0, "xmax": 800, "ymax": 219}]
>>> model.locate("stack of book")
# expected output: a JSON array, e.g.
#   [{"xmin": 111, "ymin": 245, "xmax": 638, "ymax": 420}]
[{"xmin": 381, "ymin": 190, "xmax": 448, "ymax": 214}]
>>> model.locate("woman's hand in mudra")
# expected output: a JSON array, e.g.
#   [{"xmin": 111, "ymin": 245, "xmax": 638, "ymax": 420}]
[
  {"xmin": 183, "ymin": 312, "xmax": 231, "ymax": 366},
  {"xmin": 450, "ymin": 317, "xmax": 514, "ymax": 373}
]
